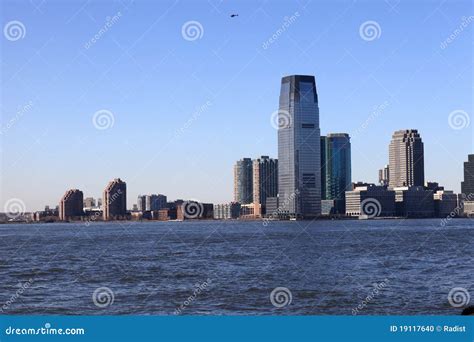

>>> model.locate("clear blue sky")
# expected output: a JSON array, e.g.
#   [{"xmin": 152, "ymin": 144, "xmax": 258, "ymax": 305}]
[{"xmin": 1, "ymin": 0, "xmax": 473, "ymax": 211}]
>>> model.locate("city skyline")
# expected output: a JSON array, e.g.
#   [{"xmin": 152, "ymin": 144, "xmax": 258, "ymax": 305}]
[{"xmin": 1, "ymin": 1, "xmax": 473, "ymax": 211}]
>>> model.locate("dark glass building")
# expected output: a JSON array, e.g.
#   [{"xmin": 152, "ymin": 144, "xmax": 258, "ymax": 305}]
[
  {"xmin": 253, "ymin": 156, "xmax": 278, "ymax": 215},
  {"xmin": 234, "ymin": 158, "xmax": 253, "ymax": 204},
  {"xmin": 461, "ymin": 154, "xmax": 474, "ymax": 199},
  {"xmin": 277, "ymin": 75, "xmax": 321, "ymax": 218},
  {"xmin": 320, "ymin": 133, "xmax": 351, "ymax": 213}
]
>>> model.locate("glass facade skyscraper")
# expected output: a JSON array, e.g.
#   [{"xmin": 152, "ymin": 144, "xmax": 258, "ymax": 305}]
[
  {"xmin": 233, "ymin": 158, "xmax": 253, "ymax": 204},
  {"xmin": 277, "ymin": 75, "xmax": 321, "ymax": 218},
  {"xmin": 320, "ymin": 133, "xmax": 351, "ymax": 213}
]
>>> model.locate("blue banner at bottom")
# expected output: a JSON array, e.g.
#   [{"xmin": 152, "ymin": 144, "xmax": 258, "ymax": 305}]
[{"xmin": 0, "ymin": 316, "xmax": 472, "ymax": 342}]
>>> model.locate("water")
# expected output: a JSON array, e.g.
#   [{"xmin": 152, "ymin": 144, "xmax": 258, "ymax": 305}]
[{"xmin": 0, "ymin": 219, "xmax": 472, "ymax": 315}]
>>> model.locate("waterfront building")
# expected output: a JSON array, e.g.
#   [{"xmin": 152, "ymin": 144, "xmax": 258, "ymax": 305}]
[
  {"xmin": 83, "ymin": 197, "xmax": 96, "ymax": 209},
  {"xmin": 461, "ymin": 154, "xmax": 474, "ymax": 198},
  {"xmin": 137, "ymin": 195, "xmax": 146, "ymax": 211},
  {"xmin": 345, "ymin": 185, "xmax": 396, "ymax": 218},
  {"xmin": 59, "ymin": 189, "xmax": 84, "ymax": 221},
  {"xmin": 103, "ymin": 178, "xmax": 127, "ymax": 220},
  {"xmin": 463, "ymin": 201, "xmax": 474, "ymax": 217},
  {"xmin": 378, "ymin": 165, "xmax": 389, "ymax": 186},
  {"xmin": 461, "ymin": 154, "xmax": 474, "ymax": 216},
  {"xmin": 388, "ymin": 129, "xmax": 425, "ymax": 188},
  {"xmin": 277, "ymin": 75, "xmax": 321, "ymax": 218},
  {"xmin": 394, "ymin": 186, "xmax": 434, "ymax": 218},
  {"xmin": 320, "ymin": 133, "xmax": 351, "ymax": 214},
  {"xmin": 252, "ymin": 156, "xmax": 278, "ymax": 217},
  {"xmin": 178, "ymin": 201, "xmax": 213, "ymax": 220},
  {"xmin": 433, "ymin": 190, "xmax": 458, "ymax": 218},
  {"xmin": 234, "ymin": 158, "xmax": 253, "ymax": 204},
  {"xmin": 213, "ymin": 202, "xmax": 241, "ymax": 219},
  {"xmin": 240, "ymin": 203, "xmax": 262, "ymax": 219}
]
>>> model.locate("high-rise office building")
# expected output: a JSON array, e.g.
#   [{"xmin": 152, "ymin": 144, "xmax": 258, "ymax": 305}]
[
  {"xmin": 253, "ymin": 156, "xmax": 278, "ymax": 215},
  {"xmin": 320, "ymin": 133, "xmax": 351, "ymax": 213},
  {"xmin": 388, "ymin": 129, "xmax": 424, "ymax": 188},
  {"xmin": 137, "ymin": 195, "xmax": 146, "ymax": 211},
  {"xmin": 59, "ymin": 189, "xmax": 84, "ymax": 221},
  {"xmin": 146, "ymin": 194, "xmax": 167, "ymax": 211},
  {"xmin": 234, "ymin": 158, "xmax": 253, "ymax": 204},
  {"xmin": 277, "ymin": 75, "xmax": 321, "ymax": 218},
  {"xmin": 103, "ymin": 178, "xmax": 127, "ymax": 220},
  {"xmin": 461, "ymin": 154, "xmax": 474, "ymax": 199},
  {"xmin": 378, "ymin": 165, "xmax": 389, "ymax": 186}
]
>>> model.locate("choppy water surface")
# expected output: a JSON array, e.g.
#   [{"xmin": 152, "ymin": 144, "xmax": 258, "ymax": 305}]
[{"xmin": 0, "ymin": 219, "xmax": 472, "ymax": 315}]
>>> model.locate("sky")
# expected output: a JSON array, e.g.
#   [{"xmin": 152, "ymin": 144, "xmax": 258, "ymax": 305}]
[{"xmin": 1, "ymin": 0, "xmax": 473, "ymax": 211}]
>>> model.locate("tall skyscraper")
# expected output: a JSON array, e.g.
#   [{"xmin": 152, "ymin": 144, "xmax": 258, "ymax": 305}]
[
  {"xmin": 103, "ymin": 178, "xmax": 127, "ymax": 220},
  {"xmin": 59, "ymin": 189, "xmax": 84, "ymax": 221},
  {"xmin": 253, "ymin": 156, "xmax": 278, "ymax": 215},
  {"xmin": 378, "ymin": 165, "xmax": 390, "ymax": 186},
  {"xmin": 320, "ymin": 133, "xmax": 351, "ymax": 214},
  {"xmin": 461, "ymin": 154, "xmax": 474, "ymax": 199},
  {"xmin": 388, "ymin": 129, "xmax": 424, "ymax": 188},
  {"xmin": 277, "ymin": 75, "xmax": 321, "ymax": 218},
  {"xmin": 137, "ymin": 195, "xmax": 146, "ymax": 211},
  {"xmin": 234, "ymin": 158, "xmax": 253, "ymax": 204}
]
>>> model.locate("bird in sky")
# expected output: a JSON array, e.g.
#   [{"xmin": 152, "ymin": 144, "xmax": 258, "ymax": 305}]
[{"xmin": 230, "ymin": 14, "xmax": 239, "ymax": 18}]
